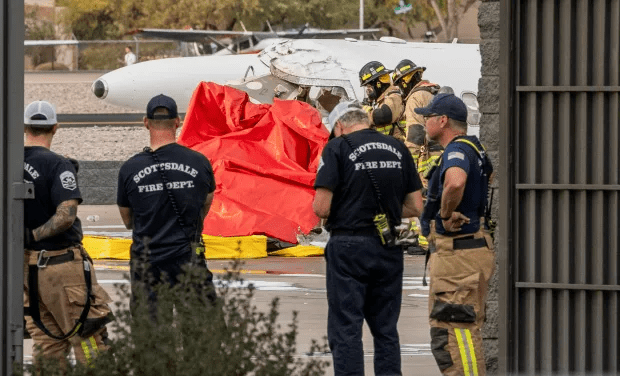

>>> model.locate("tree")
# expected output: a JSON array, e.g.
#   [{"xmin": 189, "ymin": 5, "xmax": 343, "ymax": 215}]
[
  {"xmin": 57, "ymin": 0, "xmax": 120, "ymax": 39},
  {"xmin": 427, "ymin": 0, "xmax": 478, "ymax": 41}
]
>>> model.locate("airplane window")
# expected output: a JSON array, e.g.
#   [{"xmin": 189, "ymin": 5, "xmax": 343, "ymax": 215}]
[
  {"xmin": 309, "ymin": 86, "xmax": 347, "ymax": 113},
  {"xmin": 461, "ymin": 92, "xmax": 480, "ymax": 126},
  {"xmin": 330, "ymin": 87, "xmax": 347, "ymax": 99}
]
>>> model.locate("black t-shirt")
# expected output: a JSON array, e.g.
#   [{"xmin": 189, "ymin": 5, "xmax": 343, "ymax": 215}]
[
  {"xmin": 24, "ymin": 146, "xmax": 83, "ymax": 250},
  {"xmin": 314, "ymin": 129, "xmax": 422, "ymax": 232},
  {"xmin": 117, "ymin": 143, "xmax": 215, "ymax": 263}
]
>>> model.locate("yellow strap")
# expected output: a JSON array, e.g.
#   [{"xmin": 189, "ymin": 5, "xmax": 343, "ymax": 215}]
[
  {"xmin": 455, "ymin": 328, "xmax": 471, "ymax": 376},
  {"xmin": 454, "ymin": 138, "xmax": 486, "ymax": 154},
  {"xmin": 465, "ymin": 329, "xmax": 479, "ymax": 376}
]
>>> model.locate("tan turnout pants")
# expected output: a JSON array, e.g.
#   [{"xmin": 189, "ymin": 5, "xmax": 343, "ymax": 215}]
[
  {"xmin": 427, "ymin": 228, "xmax": 495, "ymax": 376},
  {"xmin": 24, "ymin": 245, "xmax": 113, "ymax": 366}
]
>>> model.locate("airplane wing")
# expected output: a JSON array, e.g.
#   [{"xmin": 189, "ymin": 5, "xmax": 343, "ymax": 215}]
[
  {"xmin": 25, "ymin": 40, "xmax": 79, "ymax": 46},
  {"xmin": 129, "ymin": 28, "xmax": 256, "ymax": 43},
  {"xmin": 130, "ymin": 27, "xmax": 382, "ymax": 42},
  {"xmin": 275, "ymin": 28, "xmax": 382, "ymax": 39}
]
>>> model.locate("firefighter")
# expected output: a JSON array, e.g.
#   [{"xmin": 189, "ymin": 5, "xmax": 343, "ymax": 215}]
[
  {"xmin": 359, "ymin": 61, "xmax": 405, "ymax": 139},
  {"xmin": 393, "ymin": 60, "xmax": 443, "ymax": 253},
  {"xmin": 23, "ymin": 100, "xmax": 113, "ymax": 367},
  {"xmin": 415, "ymin": 93, "xmax": 495, "ymax": 376},
  {"xmin": 314, "ymin": 101, "xmax": 423, "ymax": 375},
  {"xmin": 117, "ymin": 94, "xmax": 217, "ymax": 319}
]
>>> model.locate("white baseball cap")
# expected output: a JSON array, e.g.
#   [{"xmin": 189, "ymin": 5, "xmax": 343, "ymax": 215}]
[
  {"xmin": 24, "ymin": 101, "xmax": 57, "ymax": 127},
  {"xmin": 326, "ymin": 101, "xmax": 366, "ymax": 137}
]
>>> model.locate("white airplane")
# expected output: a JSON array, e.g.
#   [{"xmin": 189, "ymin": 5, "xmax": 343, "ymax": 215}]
[{"xmin": 91, "ymin": 37, "xmax": 482, "ymax": 135}]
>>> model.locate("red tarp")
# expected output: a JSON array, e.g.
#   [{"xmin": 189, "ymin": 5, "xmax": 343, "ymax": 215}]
[{"xmin": 178, "ymin": 82, "xmax": 328, "ymax": 244}]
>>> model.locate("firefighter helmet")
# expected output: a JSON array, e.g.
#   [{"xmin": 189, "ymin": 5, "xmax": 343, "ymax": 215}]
[
  {"xmin": 392, "ymin": 59, "xmax": 425, "ymax": 85},
  {"xmin": 359, "ymin": 61, "xmax": 392, "ymax": 87}
]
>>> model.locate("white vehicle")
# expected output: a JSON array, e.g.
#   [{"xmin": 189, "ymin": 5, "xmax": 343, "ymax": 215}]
[{"xmin": 91, "ymin": 37, "xmax": 482, "ymax": 135}]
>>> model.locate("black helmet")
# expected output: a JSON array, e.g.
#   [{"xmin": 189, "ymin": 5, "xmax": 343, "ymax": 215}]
[
  {"xmin": 359, "ymin": 61, "xmax": 392, "ymax": 87},
  {"xmin": 392, "ymin": 59, "xmax": 425, "ymax": 85}
]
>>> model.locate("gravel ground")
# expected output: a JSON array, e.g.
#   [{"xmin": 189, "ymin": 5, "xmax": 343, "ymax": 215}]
[{"xmin": 26, "ymin": 81, "xmax": 165, "ymax": 161}]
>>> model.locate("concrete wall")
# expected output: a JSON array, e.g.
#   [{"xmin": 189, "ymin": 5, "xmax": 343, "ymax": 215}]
[
  {"xmin": 477, "ymin": 0, "xmax": 500, "ymax": 373},
  {"xmin": 77, "ymin": 161, "xmax": 122, "ymax": 204}
]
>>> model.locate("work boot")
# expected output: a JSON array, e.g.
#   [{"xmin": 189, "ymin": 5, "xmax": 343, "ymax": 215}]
[{"xmin": 406, "ymin": 244, "xmax": 426, "ymax": 255}]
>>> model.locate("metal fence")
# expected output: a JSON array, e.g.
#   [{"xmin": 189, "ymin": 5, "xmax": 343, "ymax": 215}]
[
  {"xmin": 24, "ymin": 39, "xmax": 186, "ymax": 71},
  {"xmin": 501, "ymin": 0, "xmax": 619, "ymax": 373}
]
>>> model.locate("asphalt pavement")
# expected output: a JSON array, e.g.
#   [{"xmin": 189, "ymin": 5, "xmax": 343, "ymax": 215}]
[{"xmin": 23, "ymin": 205, "xmax": 440, "ymax": 375}]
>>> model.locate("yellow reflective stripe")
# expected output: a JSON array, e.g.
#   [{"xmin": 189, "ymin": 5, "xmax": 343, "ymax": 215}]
[
  {"xmin": 465, "ymin": 329, "xmax": 479, "ymax": 376},
  {"xmin": 81, "ymin": 340, "xmax": 92, "ymax": 364},
  {"xmin": 375, "ymin": 125, "xmax": 393, "ymax": 134},
  {"xmin": 89, "ymin": 336, "xmax": 100, "ymax": 356},
  {"xmin": 419, "ymin": 236, "xmax": 428, "ymax": 246},
  {"xmin": 455, "ymin": 329, "xmax": 471, "ymax": 376}
]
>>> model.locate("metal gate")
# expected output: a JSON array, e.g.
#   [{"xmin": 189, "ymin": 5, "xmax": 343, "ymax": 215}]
[{"xmin": 501, "ymin": 0, "xmax": 619, "ymax": 373}]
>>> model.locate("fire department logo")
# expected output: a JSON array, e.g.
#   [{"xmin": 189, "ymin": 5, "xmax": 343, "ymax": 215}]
[{"xmin": 60, "ymin": 171, "xmax": 77, "ymax": 190}]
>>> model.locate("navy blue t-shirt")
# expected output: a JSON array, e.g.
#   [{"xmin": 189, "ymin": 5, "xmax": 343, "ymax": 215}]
[
  {"xmin": 117, "ymin": 143, "xmax": 215, "ymax": 263},
  {"xmin": 314, "ymin": 129, "xmax": 422, "ymax": 233},
  {"xmin": 24, "ymin": 146, "xmax": 83, "ymax": 250},
  {"xmin": 429, "ymin": 135, "xmax": 490, "ymax": 235}
]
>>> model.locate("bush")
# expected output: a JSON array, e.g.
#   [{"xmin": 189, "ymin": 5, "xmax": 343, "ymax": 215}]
[
  {"xmin": 20, "ymin": 259, "xmax": 330, "ymax": 375},
  {"xmin": 78, "ymin": 42, "xmax": 181, "ymax": 70}
]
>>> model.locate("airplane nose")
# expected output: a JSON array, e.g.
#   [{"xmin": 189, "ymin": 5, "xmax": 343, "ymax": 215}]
[{"xmin": 91, "ymin": 79, "xmax": 108, "ymax": 99}]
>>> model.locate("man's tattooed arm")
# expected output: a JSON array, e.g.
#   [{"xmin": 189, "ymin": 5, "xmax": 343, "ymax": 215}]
[{"xmin": 32, "ymin": 199, "xmax": 79, "ymax": 242}]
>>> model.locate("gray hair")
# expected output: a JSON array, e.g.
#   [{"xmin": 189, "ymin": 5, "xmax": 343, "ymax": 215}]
[
  {"xmin": 337, "ymin": 110, "xmax": 370, "ymax": 128},
  {"xmin": 448, "ymin": 118, "xmax": 468, "ymax": 132}
]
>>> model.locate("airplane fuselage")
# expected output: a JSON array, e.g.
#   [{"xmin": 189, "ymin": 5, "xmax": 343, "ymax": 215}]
[{"xmin": 91, "ymin": 38, "xmax": 482, "ymax": 135}]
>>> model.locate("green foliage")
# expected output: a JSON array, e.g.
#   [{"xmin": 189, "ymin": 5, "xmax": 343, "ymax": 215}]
[
  {"xmin": 55, "ymin": 0, "xmax": 477, "ymax": 45},
  {"xmin": 69, "ymin": 10, "xmax": 120, "ymax": 40},
  {"xmin": 25, "ymin": 8, "xmax": 56, "ymax": 40},
  {"xmin": 19, "ymin": 259, "xmax": 330, "ymax": 376},
  {"xmin": 77, "ymin": 41, "xmax": 179, "ymax": 70},
  {"xmin": 78, "ymin": 44, "xmax": 123, "ymax": 70}
]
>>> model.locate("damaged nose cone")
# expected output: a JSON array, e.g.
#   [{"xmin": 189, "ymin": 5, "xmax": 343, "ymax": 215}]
[{"xmin": 92, "ymin": 79, "xmax": 108, "ymax": 99}]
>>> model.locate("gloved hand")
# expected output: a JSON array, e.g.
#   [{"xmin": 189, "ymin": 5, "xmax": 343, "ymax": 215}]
[{"xmin": 24, "ymin": 228, "xmax": 34, "ymax": 248}]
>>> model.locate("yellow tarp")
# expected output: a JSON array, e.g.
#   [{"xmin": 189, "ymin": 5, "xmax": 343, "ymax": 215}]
[
  {"xmin": 83, "ymin": 236, "xmax": 132, "ymax": 260},
  {"xmin": 203, "ymin": 235, "xmax": 268, "ymax": 259},
  {"xmin": 270, "ymin": 245, "xmax": 324, "ymax": 257},
  {"xmin": 83, "ymin": 235, "xmax": 269, "ymax": 260}
]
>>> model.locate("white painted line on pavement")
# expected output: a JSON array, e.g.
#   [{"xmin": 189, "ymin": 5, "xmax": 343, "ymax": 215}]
[
  {"xmin": 82, "ymin": 225, "xmax": 128, "ymax": 228},
  {"xmin": 408, "ymin": 294, "xmax": 429, "ymax": 298}
]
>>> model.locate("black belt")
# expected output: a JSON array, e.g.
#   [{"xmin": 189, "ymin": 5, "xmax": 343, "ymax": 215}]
[
  {"xmin": 26, "ymin": 249, "xmax": 92, "ymax": 340},
  {"xmin": 37, "ymin": 250, "xmax": 75, "ymax": 267},
  {"xmin": 423, "ymin": 236, "xmax": 488, "ymax": 287},
  {"xmin": 453, "ymin": 237, "xmax": 488, "ymax": 250},
  {"xmin": 330, "ymin": 228, "xmax": 378, "ymax": 237}
]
